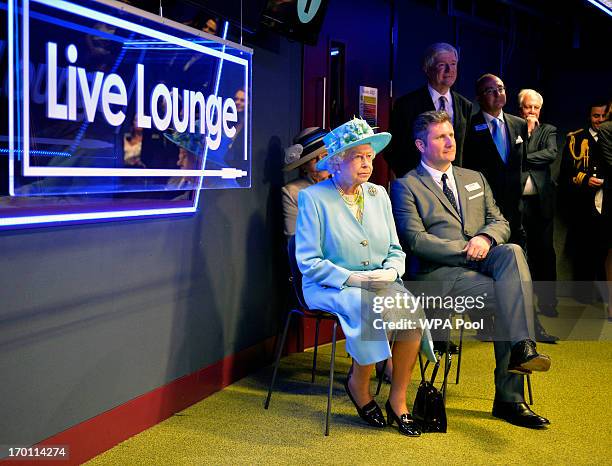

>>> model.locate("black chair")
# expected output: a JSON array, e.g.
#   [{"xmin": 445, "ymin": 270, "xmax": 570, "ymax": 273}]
[{"xmin": 264, "ymin": 236, "xmax": 340, "ymax": 436}]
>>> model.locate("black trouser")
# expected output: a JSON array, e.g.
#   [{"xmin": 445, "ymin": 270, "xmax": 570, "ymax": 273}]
[{"xmin": 522, "ymin": 195, "xmax": 558, "ymax": 311}]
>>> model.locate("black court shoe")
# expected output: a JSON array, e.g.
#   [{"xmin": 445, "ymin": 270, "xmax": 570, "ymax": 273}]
[
  {"xmin": 385, "ymin": 400, "xmax": 421, "ymax": 437},
  {"xmin": 343, "ymin": 378, "xmax": 386, "ymax": 428}
]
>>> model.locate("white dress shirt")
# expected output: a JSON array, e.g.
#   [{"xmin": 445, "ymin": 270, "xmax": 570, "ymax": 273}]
[
  {"xmin": 428, "ymin": 85, "xmax": 454, "ymax": 124},
  {"xmin": 421, "ymin": 161, "xmax": 461, "ymax": 215}
]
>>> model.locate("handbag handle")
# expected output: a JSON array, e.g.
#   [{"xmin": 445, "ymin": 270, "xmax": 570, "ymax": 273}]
[{"xmin": 429, "ymin": 359, "xmax": 441, "ymax": 385}]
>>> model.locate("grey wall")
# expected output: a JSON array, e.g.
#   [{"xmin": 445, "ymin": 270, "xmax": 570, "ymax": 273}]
[{"xmin": 0, "ymin": 35, "xmax": 302, "ymax": 447}]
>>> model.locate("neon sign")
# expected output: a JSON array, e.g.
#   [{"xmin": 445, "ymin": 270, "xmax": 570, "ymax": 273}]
[{"xmin": 1, "ymin": 0, "xmax": 253, "ymax": 228}]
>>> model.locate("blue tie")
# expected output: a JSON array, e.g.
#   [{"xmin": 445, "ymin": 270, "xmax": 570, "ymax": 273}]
[{"xmin": 491, "ymin": 118, "xmax": 508, "ymax": 163}]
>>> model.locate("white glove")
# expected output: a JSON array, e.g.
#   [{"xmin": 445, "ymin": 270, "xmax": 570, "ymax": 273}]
[
  {"xmin": 345, "ymin": 272, "xmax": 372, "ymax": 288},
  {"xmin": 365, "ymin": 268, "xmax": 398, "ymax": 282},
  {"xmin": 345, "ymin": 269, "xmax": 398, "ymax": 288}
]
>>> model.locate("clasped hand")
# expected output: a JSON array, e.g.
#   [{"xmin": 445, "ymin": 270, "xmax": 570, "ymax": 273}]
[
  {"xmin": 346, "ymin": 268, "xmax": 398, "ymax": 288},
  {"xmin": 462, "ymin": 235, "xmax": 491, "ymax": 261}
]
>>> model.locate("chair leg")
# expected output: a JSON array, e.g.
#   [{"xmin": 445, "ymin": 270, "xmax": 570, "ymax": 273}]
[
  {"xmin": 442, "ymin": 351, "xmax": 451, "ymax": 404},
  {"xmin": 418, "ymin": 352, "xmax": 425, "ymax": 380},
  {"xmin": 526, "ymin": 374, "xmax": 533, "ymax": 405},
  {"xmin": 265, "ymin": 311, "xmax": 294, "ymax": 409},
  {"xmin": 312, "ymin": 317, "xmax": 322, "ymax": 383},
  {"xmin": 375, "ymin": 358, "xmax": 387, "ymax": 396},
  {"xmin": 456, "ymin": 325, "xmax": 464, "ymax": 384},
  {"xmin": 325, "ymin": 320, "xmax": 338, "ymax": 436}
]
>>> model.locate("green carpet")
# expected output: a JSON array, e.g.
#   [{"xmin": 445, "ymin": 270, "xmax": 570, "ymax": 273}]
[{"xmin": 89, "ymin": 321, "xmax": 612, "ymax": 465}]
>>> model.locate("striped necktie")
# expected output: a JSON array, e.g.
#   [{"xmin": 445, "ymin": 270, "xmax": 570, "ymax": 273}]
[
  {"xmin": 441, "ymin": 173, "xmax": 459, "ymax": 213},
  {"xmin": 439, "ymin": 96, "xmax": 447, "ymax": 112}
]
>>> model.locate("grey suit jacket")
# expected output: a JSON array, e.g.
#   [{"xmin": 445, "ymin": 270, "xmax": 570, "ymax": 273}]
[
  {"xmin": 282, "ymin": 177, "xmax": 314, "ymax": 236},
  {"xmin": 521, "ymin": 123, "xmax": 558, "ymax": 218},
  {"xmin": 390, "ymin": 164, "xmax": 510, "ymax": 279}
]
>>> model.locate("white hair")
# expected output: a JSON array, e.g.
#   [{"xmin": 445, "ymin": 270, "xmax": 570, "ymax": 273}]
[
  {"xmin": 422, "ymin": 43, "xmax": 459, "ymax": 71},
  {"xmin": 326, "ymin": 151, "xmax": 348, "ymax": 174},
  {"xmin": 327, "ymin": 144, "xmax": 375, "ymax": 173},
  {"xmin": 518, "ymin": 89, "xmax": 543, "ymax": 107}
]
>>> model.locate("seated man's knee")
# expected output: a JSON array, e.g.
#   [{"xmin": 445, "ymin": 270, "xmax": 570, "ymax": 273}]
[{"xmin": 496, "ymin": 243, "xmax": 526, "ymax": 261}]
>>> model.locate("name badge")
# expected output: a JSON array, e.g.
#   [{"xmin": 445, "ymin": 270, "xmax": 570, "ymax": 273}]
[
  {"xmin": 465, "ymin": 182, "xmax": 481, "ymax": 192},
  {"xmin": 474, "ymin": 123, "xmax": 488, "ymax": 132},
  {"xmin": 468, "ymin": 191, "xmax": 484, "ymax": 200}
]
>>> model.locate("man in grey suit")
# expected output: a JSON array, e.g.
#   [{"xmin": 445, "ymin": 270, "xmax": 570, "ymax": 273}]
[
  {"xmin": 518, "ymin": 89, "xmax": 559, "ymax": 320},
  {"xmin": 390, "ymin": 111, "xmax": 552, "ymax": 428}
]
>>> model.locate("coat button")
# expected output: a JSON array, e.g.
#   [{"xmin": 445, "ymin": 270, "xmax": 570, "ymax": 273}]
[
  {"xmin": 361, "ymin": 260, "xmax": 370, "ymax": 266},
  {"xmin": 361, "ymin": 240, "xmax": 368, "ymax": 247}
]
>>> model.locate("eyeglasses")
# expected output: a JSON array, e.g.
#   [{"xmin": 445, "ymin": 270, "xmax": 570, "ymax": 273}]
[{"xmin": 481, "ymin": 85, "xmax": 506, "ymax": 96}]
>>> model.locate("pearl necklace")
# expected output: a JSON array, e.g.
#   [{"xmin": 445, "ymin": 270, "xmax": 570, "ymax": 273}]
[
  {"xmin": 333, "ymin": 179, "xmax": 364, "ymax": 222},
  {"xmin": 333, "ymin": 180, "xmax": 362, "ymax": 203}
]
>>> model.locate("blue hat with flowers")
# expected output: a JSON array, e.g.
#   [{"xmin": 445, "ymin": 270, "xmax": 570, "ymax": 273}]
[{"xmin": 316, "ymin": 117, "xmax": 391, "ymax": 171}]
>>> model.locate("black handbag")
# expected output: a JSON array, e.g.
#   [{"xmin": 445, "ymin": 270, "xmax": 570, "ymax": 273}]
[{"xmin": 412, "ymin": 359, "xmax": 447, "ymax": 433}]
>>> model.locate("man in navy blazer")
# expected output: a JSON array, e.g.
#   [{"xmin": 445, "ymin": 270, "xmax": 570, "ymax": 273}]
[
  {"xmin": 391, "ymin": 111, "xmax": 552, "ymax": 428},
  {"xmin": 463, "ymin": 74, "xmax": 528, "ymax": 247},
  {"xmin": 387, "ymin": 43, "xmax": 472, "ymax": 178}
]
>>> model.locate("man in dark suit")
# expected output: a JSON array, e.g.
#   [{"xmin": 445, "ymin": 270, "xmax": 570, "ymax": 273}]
[
  {"xmin": 518, "ymin": 89, "xmax": 559, "ymax": 319},
  {"xmin": 387, "ymin": 43, "xmax": 472, "ymax": 177},
  {"xmin": 463, "ymin": 74, "xmax": 528, "ymax": 247},
  {"xmin": 390, "ymin": 111, "xmax": 552, "ymax": 428}
]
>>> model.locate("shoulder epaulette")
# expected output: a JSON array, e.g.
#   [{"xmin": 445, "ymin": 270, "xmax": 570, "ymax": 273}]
[{"xmin": 567, "ymin": 128, "xmax": 584, "ymax": 137}]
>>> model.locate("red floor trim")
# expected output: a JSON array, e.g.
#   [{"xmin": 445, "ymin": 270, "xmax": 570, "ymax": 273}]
[{"xmin": 1, "ymin": 337, "xmax": 276, "ymax": 466}]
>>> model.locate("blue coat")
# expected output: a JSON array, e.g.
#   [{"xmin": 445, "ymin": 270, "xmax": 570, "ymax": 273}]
[{"xmin": 295, "ymin": 179, "xmax": 434, "ymax": 364}]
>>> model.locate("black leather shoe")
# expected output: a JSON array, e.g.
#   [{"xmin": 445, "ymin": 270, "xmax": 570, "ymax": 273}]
[
  {"xmin": 508, "ymin": 339, "xmax": 551, "ymax": 374},
  {"xmin": 343, "ymin": 378, "xmax": 386, "ymax": 428},
  {"xmin": 538, "ymin": 306, "xmax": 559, "ymax": 318},
  {"xmin": 385, "ymin": 400, "xmax": 421, "ymax": 437},
  {"xmin": 492, "ymin": 401, "xmax": 550, "ymax": 428},
  {"xmin": 433, "ymin": 340, "xmax": 460, "ymax": 355},
  {"xmin": 535, "ymin": 318, "xmax": 560, "ymax": 344}
]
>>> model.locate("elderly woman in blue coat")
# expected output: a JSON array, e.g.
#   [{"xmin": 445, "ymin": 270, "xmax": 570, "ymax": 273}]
[{"xmin": 295, "ymin": 118, "xmax": 434, "ymax": 437}]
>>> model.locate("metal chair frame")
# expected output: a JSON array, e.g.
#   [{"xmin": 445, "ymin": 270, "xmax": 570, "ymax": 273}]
[{"xmin": 264, "ymin": 236, "xmax": 342, "ymax": 436}]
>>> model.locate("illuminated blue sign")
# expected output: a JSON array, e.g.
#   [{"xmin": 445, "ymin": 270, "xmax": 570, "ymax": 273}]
[{"xmin": 1, "ymin": 0, "xmax": 252, "ymax": 228}]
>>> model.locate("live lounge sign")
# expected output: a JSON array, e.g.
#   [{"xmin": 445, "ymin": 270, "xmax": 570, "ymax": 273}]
[
  {"xmin": 2, "ymin": 0, "xmax": 252, "ymax": 228},
  {"xmin": 46, "ymin": 42, "xmax": 239, "ymax": 151}
]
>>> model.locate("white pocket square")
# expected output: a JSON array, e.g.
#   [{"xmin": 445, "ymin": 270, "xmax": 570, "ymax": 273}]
[
  {"xmin": 468, "ymin": 191, "xmax": 484, "ymax": 200},
  {"xmin": 515, "ymin": 135, "xmax": 524, "ymax": 144}
]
